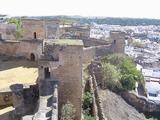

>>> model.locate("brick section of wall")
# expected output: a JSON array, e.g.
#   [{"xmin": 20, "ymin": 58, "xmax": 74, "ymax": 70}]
[
  {"xmin": 0, "ymin": 24, "xmax": 16, "ymax": 40},
  {"xmin": 0, "ymin": 40, "xmax": 43, "ymax": 60},
  {"xmin": 110, "ymin": 31, "xmax": 126, "ymax": 53},
  {"xmin": 39, "ymin": 44, "xmax": 83, "ymax": 120},
  {"xmin": 21, "ymin": 19, "xmax": 60, "ymax": 40},
  {"xmin": 83, "ymin": 45, "xmax": 112, "ymax": 64}
]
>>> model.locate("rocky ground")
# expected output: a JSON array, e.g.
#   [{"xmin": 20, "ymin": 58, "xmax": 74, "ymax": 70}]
[{"xmin": 99, "ymin": 89, "xmax": 146, "ymax": 120}]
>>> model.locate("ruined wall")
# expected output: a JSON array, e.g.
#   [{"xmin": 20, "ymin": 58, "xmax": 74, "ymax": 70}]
[
  {"xmin": 110, "ymin": 31, "xmax": 126, "ymax": 53},
  {"xmin": 83, "ymin": 45, "xmax": 112, "ymax": 64},
  {"xmin": 0, "ymin": 40, "xmax": 43, "ymax": 60},
  {"xmin": 83, "ymin": 38, "xmax": 110, "ymax": 47},
  {"xmin": 59, "ymin": 26, "xmax": 90, "ymax": 40},
  {"xmin": 45, "ymin": 20, "xmax": 60, "ymax": 39},
  {"xmin": 39, "ymin": 44, "xmax": 83, "ymax": 120},
  {"xmin": 88, "ymin": 62, "xmax": 106, "ymax": 120},
  {"xmin": 121, "ymin": 92, "xmax": 160, "ymax": 112},
  {"xmin": 0, "ymin": 107, "xmax": 15, "ymax": 120},
  {"xmin": 21, "ymin": 19, "xmax": 45, "ymax": 40},
  {"xmin": 21, "ymin": 19, "xmax": 60, "ymax": 40},
  {"xmin": 0, "ymin": 40, "xmax": 20, "ymax": 55},
  {"xmin": 0, "ymin": 23, "xmax": 16, "ymax": 40},
  {"xmin": 18, "ymin": 40, "xmax": 43, "ymax": 60},
  {"xmin": 83, "ymin": 47, "xmax": 96, "ymax": 64}
]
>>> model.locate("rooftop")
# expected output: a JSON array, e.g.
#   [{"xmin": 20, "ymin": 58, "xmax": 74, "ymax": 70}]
[
  {"xmin": 0, "ymin": 56, "xmax": 38, "ymax": 91},
  {"xmin": 45, "ymin": 39, "xmax": 84, "ymax": 46}
]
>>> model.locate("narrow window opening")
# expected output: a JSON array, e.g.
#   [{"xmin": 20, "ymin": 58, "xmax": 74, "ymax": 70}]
[
  {"xmin": 0, "ymin": 33, "xmax": 2, "ymax": 40},
  {"xmin": 34, "ymin": 32, "xmax": 37, "ymax": 39},
  {"xmin": 114, "ymin": 40, "xmax": 116, "ymax": 44},
  {"xmin": 44, "ymin": 67, "xmax": 51, "ymax": 79}
]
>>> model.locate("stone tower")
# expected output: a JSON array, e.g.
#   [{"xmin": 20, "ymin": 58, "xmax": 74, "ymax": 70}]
[
  {"xmin": 110, "ymin": 31, "xmax": 126, "ymax": 53},
  {"xmin": 38, "ymin": 39, "xmax": 83, "ymax": 120}
]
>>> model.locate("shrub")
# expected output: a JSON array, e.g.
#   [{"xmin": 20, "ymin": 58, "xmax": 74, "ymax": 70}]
[
  {"xmin": 102, "ymin": 63, "xmax": 121, "ymax": 90},
  {"xmin": 82, "ymin": 92, "xmax": 93, "ymax": 115},
  {"xmin": 120, "ymin": 74, "xmax": 136, "ymax": 91},
  {"xmin": 60, "ymin": 101, "xmax": 76, "ymax": 120},
  {"xmin": 101, "ymin": 53, "xmax": 144, "ymax": 91},
  {"xmin": 84, "ymin": 114, "xmax": 96, "ymax": 120}
]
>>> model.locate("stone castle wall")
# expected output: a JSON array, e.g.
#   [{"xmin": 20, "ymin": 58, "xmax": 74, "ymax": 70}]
[
  {"xmin": 0, "ymin": 24, "xmax": 16, "ymax": 40},
  {"xmin": 39, "ymin": 44, "xmax": 83, "ymax": 120},
  {"xmin": 21, "ymin": 19, "xmax": 60, "ymax": 40},
  {"xmin": 121, "ymin": 92, "xmax": 160, "ymax": 112},
  {"xmin": 83, "ymin": 44, "xmax": 112, "ymax": 64},
  {"xmin": 0, "ymin": 40, "xmax": 20, "ymax": 55},
  {"xmin": 21, "ymin": 19, "xmax": 45, "ymax": 40},
  {"xmin": 0, "ymin": 40, "xmax": 43, "ymax": 60},
  {"xmin": 110, "ymin": 31, "xmax": 126, "ymax": 53}
]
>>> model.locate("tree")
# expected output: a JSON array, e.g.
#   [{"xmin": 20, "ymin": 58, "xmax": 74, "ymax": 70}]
[
  {"xmin": 102, "ymin": 63, "xmax": 121, "ymax": 90},
  {"xmin": 120, "ymin": 57, "xmax": 144, "ymax": 91},
  {"xmin": 101, "ymin": 53, "xmax": 144, "ymax": 91},
  {"xmin": 60, "ymin": 101, "xmax": 76, "ymax": 120},
  {"xmin": 8, "ymin": 17, "xmax": 23, "ymax": 39},
  {"xmin": 120, "ymin": 58, "xmax": 144, "ymax": 83}
]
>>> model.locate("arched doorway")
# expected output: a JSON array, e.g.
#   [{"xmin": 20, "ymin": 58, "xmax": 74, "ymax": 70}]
[{"xmin": 30, "ymin": 53, "xmax": 35, "ymax": 61}]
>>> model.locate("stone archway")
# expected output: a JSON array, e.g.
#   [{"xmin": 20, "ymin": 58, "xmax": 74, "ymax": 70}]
[{"xmin": 30, "ymin": 53, "xmax": 35, "ymax": 61}]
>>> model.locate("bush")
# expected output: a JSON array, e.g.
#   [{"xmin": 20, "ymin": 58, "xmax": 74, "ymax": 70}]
[
  {"xmin": 120, "ymin": 74, "xmax": 136, "ymax": 91},
  {"xmin": 101, "ymin": 54, "xmax": 144, "ymax": 91},
  {"xmin": 60, "ymin": 101, "xmax": 76, "ymax": 120},
  {"xmin": 102, "ymin": 63, "xmax": 121, "ymax": 90},
  {"xmin": 84, "ymin": 114, "xmax": 96, "ymax": 120},
  {"xmin": 82, "ymin": 92, "xmax": 93, "ymax": 115}
]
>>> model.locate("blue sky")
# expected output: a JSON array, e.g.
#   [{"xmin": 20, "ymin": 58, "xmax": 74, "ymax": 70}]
[{"xmin": 0, "ymin": 0, "xmax": 159, "ymax": 19}]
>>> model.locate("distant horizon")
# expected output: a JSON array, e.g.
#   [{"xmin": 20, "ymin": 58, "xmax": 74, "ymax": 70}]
[
  {"xmin": 1, "ymin": 0, "xmax": 160, "ymax": 19},
  {"xmin": 2, "ymin": 14, "xmax": 160, "ymax": 20}
]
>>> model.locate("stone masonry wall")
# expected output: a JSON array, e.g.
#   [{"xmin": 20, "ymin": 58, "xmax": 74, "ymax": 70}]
[
  {"xmin": 0, "ymin": 40, "xmax": 20, "ymax": 55},
  {"xmin": 21, "ymin": 19, "xmax": 45, "ymax": 40},
  {"xmin": 121, "ymin": 92, "xmax": 160, "ymax": 112},
  {"xmin": 0, "ymin": 23, "xmax": 16, "ymax": 40},
  {"xmin": 0, "ymin": 40, "xmax": 43, "ymax": 60},
  {"xmin": 39, "ymin": 44, "xmax": 83, "ymax": 120},
  {"xmin": 83, "ymin": 45, "xmax": 112, "ymax": 64},
  {"xmin": 110, "ymin": 31, "xmax": 126, "ymax": 53}
]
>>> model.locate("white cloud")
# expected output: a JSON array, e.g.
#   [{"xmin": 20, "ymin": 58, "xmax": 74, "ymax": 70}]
[{"xmin": 0, "ymin": 0, "xmax": 159, "ymax": 19}]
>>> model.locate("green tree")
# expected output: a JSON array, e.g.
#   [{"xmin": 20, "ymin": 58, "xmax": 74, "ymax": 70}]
[
  {"xmin": 120, "ymin": 58, "xmax": 144, "ymax": 82},
  {"xmin": 120, "ymin": 57, "xmax": 144, "ymax": 90},
  {"xmin": 102, "ymin": 63, "xmax": 121, "ymax": 90},
  {"xmin": 101, "ymin": 53, "xmax": 144, "ymax": 91},
  {"xmin": 8, "ymin": 17, "xmax": 23, "ymax": 39},
  {"xmin": 60, "ymin": 101, "xmax": 76, "ymax": 120}
]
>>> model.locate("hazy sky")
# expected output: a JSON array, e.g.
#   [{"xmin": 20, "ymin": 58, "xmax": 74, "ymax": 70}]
[{"xmin": 0, "ymin": 0, "xmax": 159, "ymax": 19}]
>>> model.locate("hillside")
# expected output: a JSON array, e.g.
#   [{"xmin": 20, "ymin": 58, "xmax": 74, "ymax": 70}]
[{"xmin": 99, "ymin": 89, "xmax": 146, "ymax": 120}]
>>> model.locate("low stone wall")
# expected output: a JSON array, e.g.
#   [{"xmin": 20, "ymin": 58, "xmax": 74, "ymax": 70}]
[
  {"xmin": 88, "ymin": 63, "xmax": 106, "ymax": 120},
  {"xmin": 83, "ymin": 38, "xmax": 110, "ymax": 47},
  {"xmin": 83, "ymin": 45, "xmax": 112, "ymax": 64},
  {"xmin": 121, "ymin": 92, "xmax": 160, "ymax": 112},
  {"xmin": 0, "ymin": 85, "xmax": 39, "ymax": 119},
  {"xmin": 52, "ymin": 84, "xmax": 58, "ymax": 120},
  {"xmin": 0, "ymin": 107, "xmax": 15, "ymax": 120}
]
